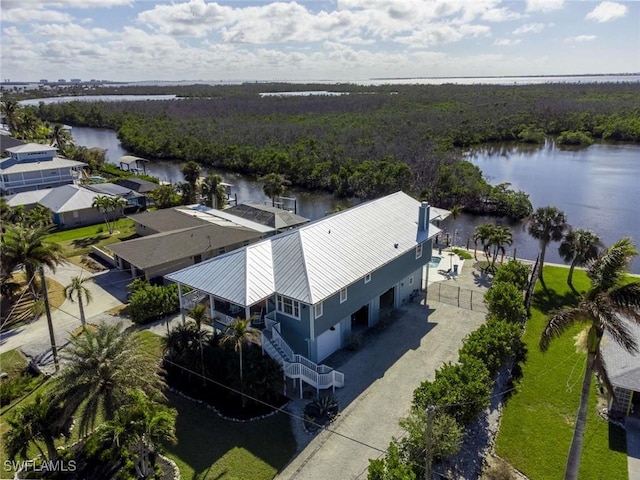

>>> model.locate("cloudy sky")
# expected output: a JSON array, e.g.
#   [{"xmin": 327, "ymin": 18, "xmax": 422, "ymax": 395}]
[{"xmin": 1, "ymin": 0, "xmax": 638, "ymax": 82}]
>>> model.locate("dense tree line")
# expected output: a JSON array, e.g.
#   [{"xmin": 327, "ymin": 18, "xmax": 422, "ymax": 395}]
[{"xmin": 31, "ymin": 83, "xmax": 640, "ymax": 210}]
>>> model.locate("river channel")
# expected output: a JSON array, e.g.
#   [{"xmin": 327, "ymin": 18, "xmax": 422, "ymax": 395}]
[{"xmin": 23, "ymin": 95, "xmax": 639, "ymax": 273}]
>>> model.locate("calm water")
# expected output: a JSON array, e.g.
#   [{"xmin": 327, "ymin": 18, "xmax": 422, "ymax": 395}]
[
  {"xmin": 20, "ymin": 95, "xmax": 178, "ymax": 106},
  {"xmin": 466, "ymin": 142, "xmax": 640, "ymax": 273},
  {"xmin": 70, "ymin": 126, "xmax": 356, "ymax": 220}
]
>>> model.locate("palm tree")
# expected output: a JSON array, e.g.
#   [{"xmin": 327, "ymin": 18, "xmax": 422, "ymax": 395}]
[
  {"xmin": 488, "ymin": 225, "xmax": 513, "ymax": 271},
  {"xmin": 54, "ymin": 322, "xmax": 166, "ymax": 436},
  {"xmin": 92, "ymin": 195, "xmax": 113, "ymax": 233},
  {"xmin": 222, "ymin": 318, "xmax": 261, "ymax": 407},
  {"xmin": 181, "ymin": 161, "xmax": 201, "ymax": 204},
  {"xmin": 3, "ymin": 394, "xmax": 66, "ymax": 461},
  {"xmin": 98, "ymin": 389, "xmax": 177, "ymax": 479},
  {"xmin": 258, "ymin": 173, "xmax": 291, "ymax": 207},
  {"xmin": 92, "ymin": 195, "xmax": 126, "ymax": 234},
  {"xmin": 528, "ymin": 206, "xmax": 568, "ymax": 288},
  {"xmin": 473, "ymin": 223, "xmax": 494, "ymax": 262},
  {"xmin": 201, "ymin": 173, "xmax": 226, "ymax": 209},
  {"xmin": 1, "ymin": 225, "xmax": 63, "ymax": 298},
  {"xmin": 558, "ymin": 229, "xmax": 603, "ymax": 291},
  {"xmin": 23, "ymin": 205, "xmax": 52, "ymax": 228},
  {"xmin": 188, "ymin": 303, "xmax": 208, "ymax": 330},
  {"xmin": 540, "ymin": 238, "xmax": 640, "ymax": 480},
  {"xmin": 149, "ymin": 184, "xmax": 179, "ymax": 209},
  {"xmin": 64, "ymin": 276, "xmax": 93, "ymax": 328},
  {"xmin": 1, "ymin": 99, "xmax": 22, "ymax": 135},
  {"xmin": 449, "ymin": 204, "xmax": 463, "ymax": 246},
  {"xmin": 49, "ymin": 123, "xmax": 73, "ymax": 151}
]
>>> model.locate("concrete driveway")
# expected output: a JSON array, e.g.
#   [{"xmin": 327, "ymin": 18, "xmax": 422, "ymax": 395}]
[
  {"xmin": 276, "ymin": 299, "xmax": 486, "ymax": 480},
  {"xmin": 0, "ymin": 262, "xmax": 132, "ymax": 364}
]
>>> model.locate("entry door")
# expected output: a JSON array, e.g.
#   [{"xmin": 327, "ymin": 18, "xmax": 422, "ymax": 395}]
[{"xmin": 316, "ymin": 322, "xmax": 341, "ymax": 362}]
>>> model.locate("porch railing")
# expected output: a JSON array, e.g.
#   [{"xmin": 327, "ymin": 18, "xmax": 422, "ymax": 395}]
[{"xmin": 262, "ymin": 320, "xmax": 344, "ymax": 396}]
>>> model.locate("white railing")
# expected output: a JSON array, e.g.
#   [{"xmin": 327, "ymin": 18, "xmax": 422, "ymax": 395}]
[
  {"xmin": 262, "ymin": 320, "xmax": 345, "ymax": 394},
  {"xmin": 182, "ymin": 289, "xmax": 204, "ymax": 311}
]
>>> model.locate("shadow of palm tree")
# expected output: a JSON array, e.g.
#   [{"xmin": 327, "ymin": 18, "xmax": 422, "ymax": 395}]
[{"xmin": 71, "ymin": 234, "xmax": 109, "ymax": 248}]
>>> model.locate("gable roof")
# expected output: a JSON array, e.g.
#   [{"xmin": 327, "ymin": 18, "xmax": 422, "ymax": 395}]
[
  {"xmin": 128, "ymin": 208, "xmax": 207, "ymax": 232},
  {"xmin": 0, "ymin": 155, "xmax": 86, "ymax": 174},
  {"xmin": 6, "ymin": 143, "xmax": 57, "ymax": 154},
  {"xmin": 602, "ymin": 319, "xmax": 640, "ymax": 392},
  {"xmin": 225, "ymin": 202, "xmax": 309, "ymax": 230},
  {"xmin": 38, "ymin": 185, "xmax": 111, "ymax": 213},
  {"xmin": 176, "ymin": 205, "xmax": 274, "ymax": 235},
  {"xmin": 166, "ymin": 191, "xmax": 441, "ymax": 306},
  {"xmin": 6, "ymin": 188, "xmax": 53, "ymax": 207},
  {"xmin": 107, "ymin": 223, "xmax": 262, "ymax": 269},
  {"xmin": 0, "ymin": 135, "xmax": 26, "ymax": 154}
]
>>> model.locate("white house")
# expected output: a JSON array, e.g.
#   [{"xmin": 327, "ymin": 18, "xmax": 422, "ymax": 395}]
[{"xmin": 0, "ymin": 143, "xmax": 86, "ymax": 194}]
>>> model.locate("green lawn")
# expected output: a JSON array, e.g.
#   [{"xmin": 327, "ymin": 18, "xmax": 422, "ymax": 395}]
[
  {"xmin": 0, "ymin": 350, "xmax": 48, "ymax": 416},
  {"xmin": 45, "ymin": 218, "xmax": 136, "ymax": 257},
  {"xmin": 164, "ymin": 392, "xmax": 296, "ymax": 480},
  {"xmin": 495, "ymin": 266, "xmax": 628, "ymax": 479}
]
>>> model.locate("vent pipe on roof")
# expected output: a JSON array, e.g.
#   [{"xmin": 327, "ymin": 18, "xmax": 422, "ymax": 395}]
[{"xmin": 418, "ymin": 201, "xmax": 430, "ymax": 232}]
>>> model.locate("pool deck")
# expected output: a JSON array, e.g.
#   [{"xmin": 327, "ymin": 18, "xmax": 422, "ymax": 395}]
[{"xmin": 427, "ymin": 248, "xmax": 467, "ymax": 285}]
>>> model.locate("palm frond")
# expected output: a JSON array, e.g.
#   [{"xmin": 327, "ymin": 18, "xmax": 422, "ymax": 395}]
[
  {"xmin": 608, "ymin": 282, "xmax": 640, "ymax": 310},
  {"xmin": 587, "ymin": 298, "xmax": 639, "ymax": 354},
  {"xmin": 540, "ymin": 308, "xmax": 587, "ymax": 351}
]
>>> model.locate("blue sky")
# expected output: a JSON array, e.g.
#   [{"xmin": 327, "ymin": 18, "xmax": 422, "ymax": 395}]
[{"xmin": 1, "ymin": 0, "xmax": 638, "ymax": 82}]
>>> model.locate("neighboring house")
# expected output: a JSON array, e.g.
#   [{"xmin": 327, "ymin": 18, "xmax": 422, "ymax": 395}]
[
  {"xmin": 7, "ymin": 184, "xmax": 116, "ymax": 227},
  {"xmin": 85, "ymin": 182, "xmax": 148, "ymax": 211},
  {"xmin": 0, "ymin": 135, "xmax": 26, "ymax": 155},
  {"xmin": 0, "ymin": 143, "xmax": 86, "ymax": 194},
  {"xmin": 225, "ymin": 202, "xmax": 309, "ymax": 232},
  {"xmin": 113, "ymin": 178, "xmax": 158, "ymax": 195},
  {"xmin": 166, "ymin": 192, "xmax": 442, "ymax": 387},
  {"xmin": 603, "ymin": 320, "xmax": 640, "ymax": 417},
  {"xmin": 107, "ymin": 207, "xmax": 266, "ymax": 281}
]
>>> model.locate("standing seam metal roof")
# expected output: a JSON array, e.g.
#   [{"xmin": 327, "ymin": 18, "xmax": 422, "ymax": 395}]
[{"xmin": 166, "ymin": 192, "xmax": 441, "ymax": 306}]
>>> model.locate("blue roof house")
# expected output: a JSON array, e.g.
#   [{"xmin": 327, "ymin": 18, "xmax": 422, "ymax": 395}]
[{"xmin": 166, "ymin": 191, "xmax": 442, "ymax": 395}]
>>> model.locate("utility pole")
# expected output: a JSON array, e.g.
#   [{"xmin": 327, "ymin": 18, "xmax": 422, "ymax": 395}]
[
  {"xmin": 39, "ymin": 267, "xmax": 59, "ymax": 371},
  {"xmin": 424, "ymin": 405, "xmax": 436, "ymax": 480}
]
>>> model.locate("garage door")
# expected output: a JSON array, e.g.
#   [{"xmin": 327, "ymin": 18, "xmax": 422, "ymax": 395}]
[{"xmin": 316, "ymin": 322, "xmax": 341, "ymax": 362}]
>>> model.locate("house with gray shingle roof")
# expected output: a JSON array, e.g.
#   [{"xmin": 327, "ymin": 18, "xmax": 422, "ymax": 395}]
[
  {"xmin": 224, "ymin": 202, "xmax": 309, "ymax": 231},
  {"xmin": 0, "ymin": 143, "xmax": 86, "ymax": 194}
]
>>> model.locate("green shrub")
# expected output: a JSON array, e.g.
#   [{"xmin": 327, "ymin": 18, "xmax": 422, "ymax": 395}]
[
  {"xmin": 483, "ymin": 282, "xmax": 526, "ymax": 322},
  {"xmin": 556, "ymin": 130, "xmax": 594, "ymax": 146},
  {"xmin": 452, "ymin": 248, "xmax": 473, "ymax": 260},
  {"xmin": 517, "ymin": 125, "xmax": 546, "ymax": 144},
  {"xmin": 0, "ymin": 374, "xmax": 37, "ymax": 405},
  {"xmin": 493, "ymin": 260, "xmax": 530, "ymax": 291},
  {"xmin": 368, "ymin": 440, "xmax": 416, "ymax": 480},
  {"xmin": 412, "ymin": 357, "xmax": 492, "ymax": 426},
  {"xmin": 459, "ymin": 320, "xmax": 524, "ymax": 376},
  {"xmin": 128, "ymin": 282, "xmax": 179, "ymax": 324}
]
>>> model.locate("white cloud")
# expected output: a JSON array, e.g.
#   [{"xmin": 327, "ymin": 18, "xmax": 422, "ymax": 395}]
[
  {"xmin": 513, "ymin": 23, "xmax": 546, "ymax": 35},
  {"xmin": 44, "ymin": 0, "xmax": 133, "ymax": 7},
  {"xmin": 32, "ymin": 23, "xmax": 111, "ymax": 41},
  {"xmin": 481, "ymin": 7, "xmax": 522, "ymax": 22},
  {"xmin": 586, "ymin": 1, "xmax": 628, "ymax": 23},
  {"xmin": 494, "ymin": 38, "xmax": 521, "ymax": 46},
  {"xmin": 394, "ymin": 23, "xmax": 491, "ymax": 47},
  {"xmin": 525, "ymin": 0, "xmax": 564, "ymax": 13},
  {"xmin": 565, "ymin": 35, "xmax": 597, "ymax": 43},
  {"xmin": 1, "ymin": 7, "xmax": 73, "ymax": 23},
  {"xmin": 137, "ymin": 0, "xmax": 233, "ymax": 37}
]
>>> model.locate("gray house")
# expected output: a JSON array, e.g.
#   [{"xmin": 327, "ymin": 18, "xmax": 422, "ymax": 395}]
[
  {"xmin": 166, "ymin": 192, "xmax": 442, "ymax": 394},
  {"xmin": 0, "ymin": 143, "xmax": 86, "ymax": 194},
  {"xmin": 603, "ymin": 319, "xmax": 640, "ymax": 417}
]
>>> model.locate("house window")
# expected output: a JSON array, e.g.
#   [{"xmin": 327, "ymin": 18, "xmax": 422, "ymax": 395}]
[
  {"xmin": 340, "ymin": 287, "xmax": 348, "ymax": 304},
  {"xmin": 416, "ymin": 243, "xmax": 423, "ymax": 259},
  {"xmin": 314, "ymin": 302, "xmax": 323, "ymax": 319},
  {"xmin": 364, "ymin": 274, "xmax": 371, "ymax": 284},
  {"xmin": 409, "ymin": 276, "xmax": 414, "ymax": 286},
  {"xmin": 277, "ymin": 295, "xmax": 300, "ymax": 319}
]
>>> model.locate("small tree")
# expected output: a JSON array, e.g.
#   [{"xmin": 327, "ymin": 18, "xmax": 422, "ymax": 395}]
[
  {"xmin": 558, "ymin": 228, "xmax": 603, "ymax": 291},
  {"xmin": 483, "ymin": 282, "xmax": 526, "ymax": 323},
  {"xmin": 64, "ymin": 276, "xmax": 93, "ymax": 328},
  {"xmin": 493, "ymin": 260, "xmax": 530, "ymax": 291},
  {"xmin": 258, "ymin": 173, "xmax": 291, "ymax": 207},
  {"xmin": 368, "ymin": 439, "xmax": 416, "ymax": 480},
  {"xmin": 222, "ymin": 318, "xmax": 261, "ymax": 408}
]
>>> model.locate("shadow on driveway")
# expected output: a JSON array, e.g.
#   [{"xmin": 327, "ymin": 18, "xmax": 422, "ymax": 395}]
[{"xmin": 90, "ymin": 269, "xmax": 131, "ymax": 304}]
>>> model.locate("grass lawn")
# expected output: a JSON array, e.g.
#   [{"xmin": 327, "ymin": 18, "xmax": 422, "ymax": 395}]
[
  {"xmin": 45, "ymin": 218, "xmax": 136, "ymax": 257},
  {"xmin": 164, "ymin": 392, "xmax": 296, "ymax": 480},
  {"xmin": 495, "ymin": 266, "xmax": 628, "ymax": 479}
]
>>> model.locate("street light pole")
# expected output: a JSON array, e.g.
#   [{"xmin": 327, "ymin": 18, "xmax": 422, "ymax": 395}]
[{"xmin": 39, "ymin": 267, "xmax": 59, "ymax": 371}]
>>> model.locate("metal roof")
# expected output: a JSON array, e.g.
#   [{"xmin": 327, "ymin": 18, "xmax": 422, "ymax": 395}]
[
  {"xmin": 177, "ymin": 205, "xmax": 274, "ymax": 234},
  {"xmin": 6, "ymin": 189, "xmax": 53, "ymax": 207},
  {"xmin": 119, "ymin": 155, "xmax": 149, "ymax": 165},
  {"xmin": 38, "ymin": 185, "xmax": 112, "ymax": 213},
  {"xmin": 225, "ymin": 202, "xmax": 309, "ymax": 230},
  {"xmin": 0, "ymin": 155, "xmax": 86, "ymax": 174},
  {"xmin": 602, "ymin": 319, "xmax": 640, "ymax": 392},
  {"xmin": 6, "ymin": 143, "xmax": 57, "ymax": 154},
  {"xmin": 166, "ymin": 191, "xmax": 441, "ymax": 306}
]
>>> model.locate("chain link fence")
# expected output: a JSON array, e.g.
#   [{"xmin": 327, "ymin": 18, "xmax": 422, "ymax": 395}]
[{"xmin": 426, "ymin": 283, "xmax": 488, "ymax": 313}]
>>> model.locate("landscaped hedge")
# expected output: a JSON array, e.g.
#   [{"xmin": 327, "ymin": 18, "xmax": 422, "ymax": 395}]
[
  {"xmin": 128, "ymin": 281, "xmax": 179, "ymax": 324},
  {"xmin": 459, "ymin": 320, "xmax": 524, "ymax": 377}
]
